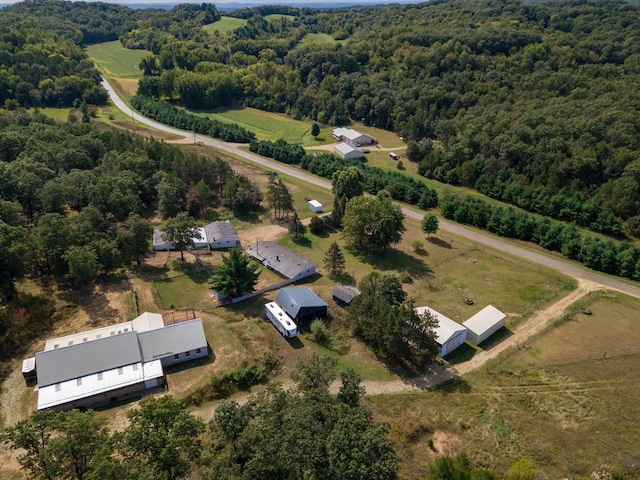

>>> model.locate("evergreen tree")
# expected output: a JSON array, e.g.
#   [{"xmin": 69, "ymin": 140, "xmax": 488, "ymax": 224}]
[
  {"xmin": 210, "ymin": 248, "xmax": 260, "ymax": 297},
  {"xmin": 323, "ymin": 241, "xmax": 346, "ymax": 278}
]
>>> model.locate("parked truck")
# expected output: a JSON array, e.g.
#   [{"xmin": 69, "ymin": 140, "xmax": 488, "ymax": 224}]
[{"xmin": 265, "ymin": 302, "xmax": 297, "ymax": 338}]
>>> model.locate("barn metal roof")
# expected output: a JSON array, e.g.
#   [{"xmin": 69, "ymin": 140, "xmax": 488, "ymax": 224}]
[
  {"xmin": 246, "ymin": 241, "xmax": 317, "ymax": 280},
  {"xmin": 414, "ymin": 306, "xmax": 467, "ymax": 346},
  {"xmin": 137, "ymin": 319, "xmax": 207, "ymax": 362},
  {"xmin": 276, "ymin": 288, "xmax": 328, "ymax": 318},
  {"xmin": 463, "ymin": 305, "xmax": 506, "ymax": 335}
]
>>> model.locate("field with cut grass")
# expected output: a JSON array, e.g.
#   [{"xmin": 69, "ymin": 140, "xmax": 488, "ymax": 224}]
[
  {"xmin": 264, "ymin": 14, "xmax": 295, "ymax": 21},
  {"xmin": 299, "ymin": 33, "xmax": 338, "ymax": 45},
  {"xmin": 203, "ymin": 16, "xmax": 247, "ymax": 34},
  {"xmin": 86, "ymin": 41, "xmax": 150, "ymax": 78}
]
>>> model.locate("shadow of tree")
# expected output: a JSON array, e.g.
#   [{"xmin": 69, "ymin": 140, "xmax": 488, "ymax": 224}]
[
  {"xmin": 62, "ymin": 279, "xmax": 132, "ymax": 326},
  {"xmin": 427, "ymin": 236, "xmax": 453, "ymax": 250},
  {"xmin": 350, "ymin": 247, "xmax": 433, "ymax": 278}
]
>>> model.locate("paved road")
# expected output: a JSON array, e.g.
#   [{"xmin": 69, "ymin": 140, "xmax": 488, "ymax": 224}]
[{"xmin": 102, "ymin": 79, "xmax": 640, "ymax": 299}]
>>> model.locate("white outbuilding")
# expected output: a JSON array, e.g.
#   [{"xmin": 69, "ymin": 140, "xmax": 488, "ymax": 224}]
[
  {"xmin": 308, "ymin": 200, "xmax": 323, "ymax": 213},
  {"xmin": 415, "ymin": 306, "xmax": 467, "ymax": 357},
  {"xmin": 463, "ymin": 305, "xmax": 506, "ymax": 345},
  {"xmin": 334, "ymin": 142, "xmax": 365, "ymax": 160}
]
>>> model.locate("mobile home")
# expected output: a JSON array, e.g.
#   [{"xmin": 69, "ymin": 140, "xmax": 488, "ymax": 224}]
[{"xmin": 265, "ymin": 302, "xmax": 297, "ymax": 338}]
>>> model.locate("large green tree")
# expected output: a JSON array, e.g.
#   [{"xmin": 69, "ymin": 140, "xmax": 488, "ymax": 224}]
[
  {"xmin": 64, "ymin": 245, "xmax": 101, "ymax": 287},
  {"xmin": 162, "ymin": 212, "xmax": 200, "ymax": 261},
  {"xmin": 323, "ymin": 241, "xmax": 346, "ymax": 278},
  {"xmin": 209, "ymin": 248, "xmax": 260, "ymax": 297},
  {"xmin": 342, "ymin": 191, "xmax": 405, "ymax": 252},
  {"xmin": 421, "ymin": 213, "xmax": 439, "ymax": 238},
  {"xmin": 265, "ymin": 174, "xmax": 294, "ymax": 220}
]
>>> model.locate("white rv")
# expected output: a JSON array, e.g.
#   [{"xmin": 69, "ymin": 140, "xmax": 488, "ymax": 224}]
[{"xmin": 265, "ymin": 302, "xmax": 297, "ymax": 338}]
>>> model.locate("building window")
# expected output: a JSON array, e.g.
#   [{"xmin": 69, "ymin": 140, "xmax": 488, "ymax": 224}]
[
  {"xmin": 82, "ymin": 338, "xmax": 88, "ymax": 343},
  {"xmin": 55, "ymin": 384, "xmax": 60, "ymax": 392},
  {"xmin": 96, "ymin": 335, "xmax": 101, "ymax": 339},
  {"xmin": 117, "ymin": 367, "xmax": 123, "ymax": 375},
  {"xmin": 133, "ymin": 364, "xmax": 139, "ymax": 371},
  {"xmin": 77, "ymin": 378, "xmax": 82, "ymax": 386},
  {"xmin": 68, "ymin": 341, "xmax": 73, "ymax": 346},
  {"xmin": 110, "ymin": 332, "xmax": 115, "ymax": 336},
  {"xmin": 124, "ymin": 328, "xmax": 128, "ymax": 332},
  {"xmin": 54, "ymin": 344, "xmax": 59, "ymax": 349},
  {"xmin": 174, "ymin": 354, "xmax": 179, "ymax": 360},
  {"xmin": 185, "ymin": 351, "xmax": 191, "ymax": 357},
  {"xmin": 196, "ymin": 348, "xmax": 201, "ymax": 354},
  {"xmin": 97, "ymin": 372, "xmax": 103, "ymax": 380}
]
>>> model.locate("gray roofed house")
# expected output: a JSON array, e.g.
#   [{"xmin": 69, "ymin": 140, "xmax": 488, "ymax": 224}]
[
  {"xmin": 331, "ymin": 285, "xmax": 361, "ymax": 307},
  {"xmin": 246, "ymin": 241, "xmax": 317, "ymax": 281},
  {"xmin": 275, "ymin": 287, "xmax": 328, "ymax": 323},
  {"xmin": 35, "ymin": 332, "xmax": 142, "ymax": 387},
  {"xmin": 204, "ymin": 221, "xmax": 240, "ymax": 249},
  {"xmin": 137, "ymin": 319, "xmax": 208, "ymax": 366}
]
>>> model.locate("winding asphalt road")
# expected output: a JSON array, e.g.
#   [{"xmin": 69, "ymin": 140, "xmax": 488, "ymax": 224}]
[{"xmin": 102, "ymin": 79, "xmax": 640, "ymax": 299}]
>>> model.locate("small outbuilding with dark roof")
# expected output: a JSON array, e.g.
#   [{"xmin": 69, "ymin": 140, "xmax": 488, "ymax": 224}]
[
  {"xmin": 331, "ymin": 285, "xmax": 361, "ymax": 307},
  {"xmin": 275, "ymin": 288, "xmax": 328, "ymax": 323}
]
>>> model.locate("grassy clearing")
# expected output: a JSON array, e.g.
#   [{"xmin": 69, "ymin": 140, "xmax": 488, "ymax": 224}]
[
  {"xmin": 36, "ymin": 107, "xmax": 71, "ymax": 121},
  {"xmin": 264, "ymin": 14, "xmax": 295, "ymax": 21},
  {"xmin": 299, "ymin": 33, "xmax": 338, "ymax": 45},
  {"xmin": 203, "ymin": 16, "xmax": 247, "ymax": 34},
  {"xmin": 86, "ymin": 41, "xmax": 150, "ymax": 78}
]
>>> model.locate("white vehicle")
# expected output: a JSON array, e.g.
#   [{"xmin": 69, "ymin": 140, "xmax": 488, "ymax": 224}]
[{"xmin": 265, "ymin": 302, "xmax": 297, "ymax": 338}]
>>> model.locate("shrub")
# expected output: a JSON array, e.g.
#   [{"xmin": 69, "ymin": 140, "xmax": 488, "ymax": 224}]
[
  {"xmin": 310, "ymin": 319, "xmax": 329, "ymax": 345},
  {"xmin": 309, "ymin": 216, "xmax": 326, "ymax": 234}
]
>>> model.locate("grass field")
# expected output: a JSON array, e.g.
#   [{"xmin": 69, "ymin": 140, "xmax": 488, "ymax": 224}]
[
  {"xmin": 203, "ymin": 16, "xmax": 247, "ymax": 34},
  {"xmin": 299, "ymin": 33, "xmax": 338, "ymax": 45},
  {"xmin": 86, "ymin": 41, "xmax": 150, "ymax": 78},
  {"xmin": 264, "ymin": 14, "xmax": 295, "ymax": 21}
]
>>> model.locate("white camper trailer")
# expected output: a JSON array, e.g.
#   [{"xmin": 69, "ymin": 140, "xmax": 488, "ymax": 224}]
[{"xmin": 265, "ymin": 302, "xmax": 297, "ymax": 338}]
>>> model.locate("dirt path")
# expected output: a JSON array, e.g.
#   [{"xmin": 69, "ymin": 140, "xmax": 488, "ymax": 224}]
[{"xmin": 454, "ymin": 278, "xmax": 597, "ymax": 376}]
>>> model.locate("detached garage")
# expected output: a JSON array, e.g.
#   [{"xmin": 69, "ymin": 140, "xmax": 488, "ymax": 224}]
[
  {"xmin": 463, "ymin": 305, "xmax": 506, "ymax": 345},
  {"xmin": 276, "ymin": 288, "xmax": 328, "ymax": 323},
  {"xmin": 334, "ymin": 142, "xmax": 365, "ymax": 160},
  {"xmin": 415, "ymin": 306, "xmax": 467, "ymax": 357}
]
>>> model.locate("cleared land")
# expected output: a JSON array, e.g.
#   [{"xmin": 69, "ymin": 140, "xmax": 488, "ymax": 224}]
[
  {"xmin": 86, "ymin": 41, "xmax": 149, "ymax": 78},
  {"xmin": 202, "ymin": 16, "xmax": 247, "ymax": 34},
  {"xmin": 299, "ymin": 33, "xmax": 338, "ymax": 45}
]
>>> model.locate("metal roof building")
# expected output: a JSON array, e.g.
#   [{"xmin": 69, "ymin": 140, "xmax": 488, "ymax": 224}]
[
  {"xmin": 334, "ymin": 142, "xmax": 365, "ymax": 160},
  {"xmin": 33, "ymin": 312, "xmax": 208, "ymax": 411},
  {"xmin": 415, "ymin": 306, "xmax": 467, "ymax": 357},
  {"xmin": 204, "ymin": 220, "xmax": 240, "ymax": 249},
  {"xmin": 463, "ymin": 305, "xmax": 506, "ymax": 345},
  {"xmin": 246, "ymin": 241, "xmax": 317, "ymax": 281},
  {"xmin": 276, "ymin": 288, "xmax": 328, "ymax": 323},
  {"xmin": 331, "ymin": 285, "xmax": 361, "ymax": 307},
  {"xmin": 153, "ymin": 227, "xmax": 208, "ymax": 251}
]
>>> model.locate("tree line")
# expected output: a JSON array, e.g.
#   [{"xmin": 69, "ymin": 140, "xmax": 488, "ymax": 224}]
[
  {"xmin": 2, "ymin": 355, "xmax": 401, "ymax": 480},
  {"xmin": 441, "ymin": 193, "xmax": 640, "ymax": 280}
]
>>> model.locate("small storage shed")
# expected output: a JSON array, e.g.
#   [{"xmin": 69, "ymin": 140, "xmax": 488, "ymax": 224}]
[
  {"xmin": 22, "ymin": 357, "xmax": 36, "ymax": 382},
  {"xmin": 308, "ymin": 200, "xmax": 323, "ymax": 213},
  {"xmin": 331, "ymin": 285, "xmax": 360, "ymax": 307},
  {"xmin": 463, "ymin": 305, "xmax": 506, "ymax": 345},
  {"xmin": 334, "ymin": 142, "xmax": 365, "ymax": 160},
  {"xmin": 415, "ymin": 306, "xmax": 467, "ymax": 357},
  {"xmin": 276, "ymin": 288, "xmax": 328, "ymax": 323},
  {"xmin": 204, "ymin": 221, "xmax": 240, "ymax": 249}
]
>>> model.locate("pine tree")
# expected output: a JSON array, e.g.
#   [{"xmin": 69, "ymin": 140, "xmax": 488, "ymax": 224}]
[
  {"xmin": 210, "ymin": 248, "xmax": 260, "ymax": 298},
  {"xmin": 324, "ymin": 241, "xmax": 345, "ymax": 278}
]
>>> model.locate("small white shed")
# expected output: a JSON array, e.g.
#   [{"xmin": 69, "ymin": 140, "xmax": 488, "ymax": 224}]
[
  {"xmin": 415, "ymin": 306, "xmax": 467, "ymax": 357},
  {"xmin": 463, "ymin": 305, "xmax": 506, "ymax": 345},
  {"xmin": 308, "ymin": 200, "xmax": 323, "ymax": 213}
]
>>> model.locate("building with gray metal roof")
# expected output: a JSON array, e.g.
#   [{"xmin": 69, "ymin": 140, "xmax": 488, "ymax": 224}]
[
  {"xmin": 275, "ymin": 288, "xmax": 328, "ymax": 323},
  {"xmin": 204, "ymin": 220, "xmax": 240, "ymax": 249},
  {"xmin": 32, "ymin": 312, "xmax": 208, "ymax": 411},
  {"xmin": 246, "ymin": 241, "xmax": 317, "ymax": 281}
]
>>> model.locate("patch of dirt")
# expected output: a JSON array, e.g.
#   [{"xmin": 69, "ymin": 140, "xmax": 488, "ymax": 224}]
[{"xmin": 237, "ymin": 223, "xmax": 287, "ymax": 248}]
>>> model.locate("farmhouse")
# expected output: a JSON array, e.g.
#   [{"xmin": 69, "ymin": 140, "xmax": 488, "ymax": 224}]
[
  {"xmin": 246, "ymin": 241, "xmax": 317, "ymax": 281},
  {"xmin": 308, "ymin": 200, "xmax": 323, "ymax": 213},
  {"xmin": 276, "ymin": 287, "xmax": 328, "ymax": 323},
  {"xmin": 204, "ymin": 220, "xmax": 240, "ymax": 249},
  {"xmin": 334, "ymin": 142, "xmax": 365, "ymax": 160},
  {"xmin": 153, "ymin": 227, "xmax": 208, "ymax": 251},
  {"xmin": 332, "ymin": 127, "xmax": 377, "ymax": 147},
  {"xmin": 34, "ymin": 312, "xmax": 207, "ymax": 411},
  {"xmin": 415, "ymin": 306, "xmax": 467, "ymax": 356},
  {"xmin": 463, "ymin": 305, "xmax": 507, "ymax": 345},
  {"xmin": 331, "ymin": 285, "xmax": 361, "ymax": 307}
]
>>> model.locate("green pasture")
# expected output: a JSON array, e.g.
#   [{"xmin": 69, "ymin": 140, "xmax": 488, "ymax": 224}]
[
  {"xmin": 203, "ymin": 16, "xmax": 247, "ymax": 34},
  {"xmin": 264, "ymin": 14, "xmax": 295, "ymax": 21},
  {"xmin": 191, "ymin": 106, "xmax": 332, "ymax": 145},
  {"xmin": 36, "ymin": 107, "xmax": 72, "ymax": 121},
  {"xmin": 86, "ymin": 41, "xmax": 150, "ymax": 78},
  {"xmin": 299, "ymin": 33, "xmax": 338, "ymax": 45}
]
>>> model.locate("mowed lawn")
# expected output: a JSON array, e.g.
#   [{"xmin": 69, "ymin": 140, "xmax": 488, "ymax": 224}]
[
  {"xmin": 203, "ymin": 16, "xmax": 247, "ymax": 34},
  {"xmin": 86, "ymin": 41, "xmax": 150, "ymax": 78}
]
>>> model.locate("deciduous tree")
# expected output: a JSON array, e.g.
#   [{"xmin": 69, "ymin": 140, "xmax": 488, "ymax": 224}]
[
  {"xmin": 421, "ymin": 213, "xmax": 439, "ymax": 238},
  {"xmin": 162, "ymin": 212, "xmax": 200, "ymax": 261}
]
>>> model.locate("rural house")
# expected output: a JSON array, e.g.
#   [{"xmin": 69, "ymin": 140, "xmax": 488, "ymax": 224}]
[
  {"xmin": 276, "ymin": 288, "xmax": 328, "ymax": 323},
  {"xmin": 246, "ymin": 241, "xmax": 317, "ymax": 281},
  {"xmin": 334, "ymin": 142, "xmax": 365, "ymax": 160},
  {"xmin": 415, "ymin": 306, "xmax": 467, "ymax": 356},
  {"xmin": 332, "ymin": 127, "xmax": 377, "ymax": 147},
  {"xmin": 204, "ymin": 220, "xmax": 240, "ymax": 249},
  {"xmin": 33, "ymin": 312, "xmax": 208, "ymax": 411},
  {"xmin": 463, "ymin": 305, "xmax": 507, "ymax": 345},
  {"xmin": 153, "ymin": 227, "xmax": 208, "ymax": 251}
]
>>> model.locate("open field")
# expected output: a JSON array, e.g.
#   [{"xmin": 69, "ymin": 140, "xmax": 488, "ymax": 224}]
[
  {"xmin": 203, "ymin": 16, "xmax": 247, "ymax": 34},
  {"xmin": 86, "ymin": 41, "xmax": 149, "ymax": 78},
  {"xmin": 299, "ymin": 33, "xmax": 338, "ymax": 45},
  {"xmin": 265, "ymin": 14, "xmax": 295, "ymax": 21}
]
